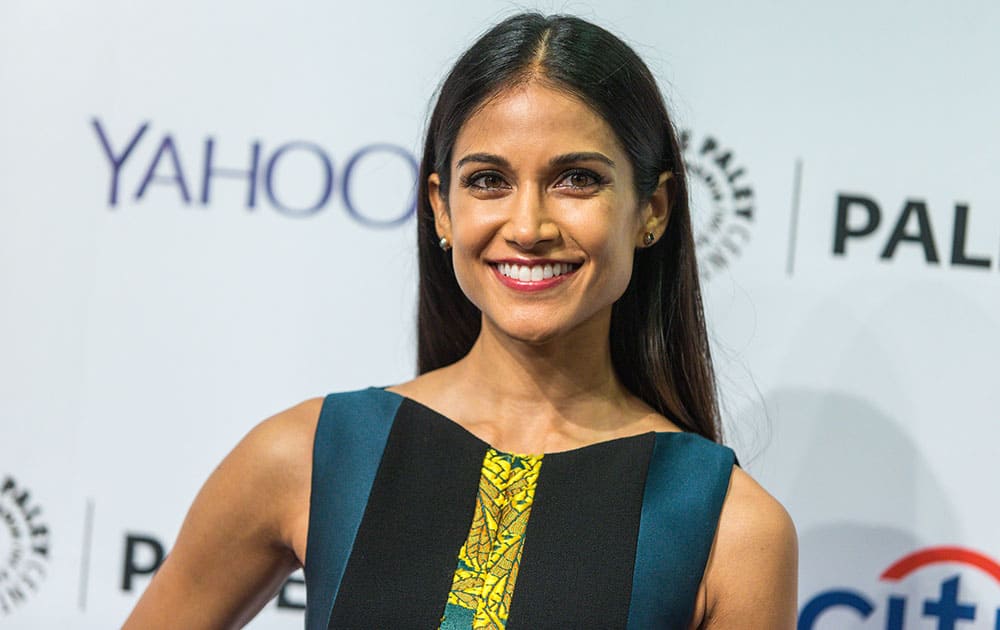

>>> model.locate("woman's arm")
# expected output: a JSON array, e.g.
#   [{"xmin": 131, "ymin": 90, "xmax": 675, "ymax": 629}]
[
  {"xmin": 123, "ymin": 398, "xmax": 322, "ymax": 629},
  {"xmin": 697, "ymin": 467, "xmax": 799, "ymax": 629}
]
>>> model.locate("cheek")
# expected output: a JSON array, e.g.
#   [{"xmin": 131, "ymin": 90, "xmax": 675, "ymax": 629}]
[
  {"xmin": 603, "ymin": 246, "xmax": 637, "ymax": 300},
  {"xmin": 581, "ymin": 219, "xmax": 638, "ymax": 294},
  {"xmin": 450, "ymin": 258, "xmax": 481, "ymax": 309},
  {"xmin": 447, "ymin": 215, "xmax": 494, "ymax": 309}
]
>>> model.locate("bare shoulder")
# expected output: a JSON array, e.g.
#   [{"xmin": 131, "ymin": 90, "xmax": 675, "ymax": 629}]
[
  {"xmin": 716, "ymin": 467, "xmax": 797, "ymax": 558},
  {"xmin": 122, "ymin": 397, "xmax": 324, "ymax": 629},
  {"xmin": 386, "ymin": 368, "xmax": 456, "ymax": 402},
  {"xmin": 235, "ymin": 397, "xmax": 324, "ymax": 555},
  {"xmin": 699, "ymin": 467, "xmax": 798, "ymax": 629},
  {"xmin": 209, "ymin": 397, "xmax": 323, "ymax": 526},
  {"xmin": 239, "ymin": 397, "xmax": 324, "ymax": 486}
]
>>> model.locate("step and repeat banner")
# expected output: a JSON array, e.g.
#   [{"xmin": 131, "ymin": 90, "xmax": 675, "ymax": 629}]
[{"xmin": 1, "ymin": 1, "xmax": 997, "ymax": 628}]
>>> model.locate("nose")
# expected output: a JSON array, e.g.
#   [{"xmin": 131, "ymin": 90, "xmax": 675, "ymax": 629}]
[{"xmin": 503, "ymin": 188, "xmax": 559, "ymax": 250}]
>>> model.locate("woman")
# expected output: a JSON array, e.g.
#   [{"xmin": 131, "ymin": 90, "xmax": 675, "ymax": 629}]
[{"xmin": 125, "ymin": 13, "xmax": 797, "ymax": 630}]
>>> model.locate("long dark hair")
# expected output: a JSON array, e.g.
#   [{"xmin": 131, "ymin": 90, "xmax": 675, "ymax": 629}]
[{"xmin": 416, "ymin": 13, "xmax": 721, "ymax": 442}]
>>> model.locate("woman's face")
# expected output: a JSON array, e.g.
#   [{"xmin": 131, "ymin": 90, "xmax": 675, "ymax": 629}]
[{"xmin": 429, "ymin": 83, "xmax": 668, "ymax": 346}]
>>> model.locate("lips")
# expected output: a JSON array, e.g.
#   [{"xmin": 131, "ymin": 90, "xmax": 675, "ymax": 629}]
[
  {"xmin": 495, "ymin": 261, "xmax": 579, "ymax": 281},
  {"xmin": 490, "ymin": 260, "xmax": 580, "ymax": 292}
]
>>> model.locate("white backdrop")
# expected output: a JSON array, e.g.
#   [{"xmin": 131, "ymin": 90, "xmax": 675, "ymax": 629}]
[{"xmin": 1, "ymin": 1, "xmax": 998, "ymax": 628}]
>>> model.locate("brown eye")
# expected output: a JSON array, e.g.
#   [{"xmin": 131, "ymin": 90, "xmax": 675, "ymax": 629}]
[
  {"xmin": 479, "ymin": 174, "xmax": 505, "ymax": 189},
  {"xmin": 463, "ymin": 171, "xmax": 509, "ymax": 191},
  {"xmin": 557, "ymin": 169, "xmax": 602, "ymax": 190}
]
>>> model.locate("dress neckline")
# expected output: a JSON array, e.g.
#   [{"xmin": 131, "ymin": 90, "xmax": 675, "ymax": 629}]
[{"xmin": 375, "ymin": 386, "xmax": 689, "ymax": 458}]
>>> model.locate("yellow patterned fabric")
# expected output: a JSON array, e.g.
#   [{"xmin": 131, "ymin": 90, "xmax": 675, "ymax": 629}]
[{"xmin": 439, "ymin": 449, "xmax": 543, "ymax": 630}]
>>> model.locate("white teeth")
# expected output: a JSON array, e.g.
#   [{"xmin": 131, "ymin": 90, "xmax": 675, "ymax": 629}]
[{"xmin": 497, "ymin": 262, "xmax": 576, "ymax": 281}]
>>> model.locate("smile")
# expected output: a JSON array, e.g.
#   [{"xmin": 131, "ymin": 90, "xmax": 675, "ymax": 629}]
[
  {"xmin": 496, "ymin": 262, "xmax": 578, "ymax": 281},
  {"xmin": 490, "ymin": 261, "xmax": 580, "ymax": 292}
]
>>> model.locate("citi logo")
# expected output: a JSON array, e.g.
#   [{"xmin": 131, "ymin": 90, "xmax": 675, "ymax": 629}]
[
  {"xmin": 91, "ymin": 118, "xmax": 417, "ymax": 226},
  {"xmin": 799, "ymin": 546, "xmax": 1000, "ymax": 629}
]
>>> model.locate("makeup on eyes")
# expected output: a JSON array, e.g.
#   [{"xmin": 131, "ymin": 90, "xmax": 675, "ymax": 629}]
[{"xmin": 457, "ymin": 164, "xmax": 612, "ymax": 195}]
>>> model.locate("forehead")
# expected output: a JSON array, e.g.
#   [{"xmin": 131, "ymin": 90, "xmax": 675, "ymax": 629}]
[{"xmin": 452, "ymin": 83, "xmax": 627, "ymax": 167}]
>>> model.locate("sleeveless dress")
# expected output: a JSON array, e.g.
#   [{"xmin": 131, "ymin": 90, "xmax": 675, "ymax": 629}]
[{"xmin": 303, "ymin": 388, "xmax": 735, "ymax": 630}]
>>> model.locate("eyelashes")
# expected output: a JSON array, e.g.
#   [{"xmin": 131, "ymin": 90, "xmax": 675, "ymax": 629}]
[
  {"xmin": 460, "ymin": 170, "xmax": 509, "ymax": 191},
  {"xmin": 458, "ymin": 168, "xmax": 609, "ymax": 194},
  {"xmin": 557, "ymin": 169, "xmax": 608, "ymax": 190}
]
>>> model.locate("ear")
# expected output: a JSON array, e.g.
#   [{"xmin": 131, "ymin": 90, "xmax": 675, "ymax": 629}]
[
  {"xmin": 428, "ymin": 173, "xmax": 452, "ymax": 242},
  {"xmin": 636, "ymin": 171, "xmax": 672, "ymax": 247}
]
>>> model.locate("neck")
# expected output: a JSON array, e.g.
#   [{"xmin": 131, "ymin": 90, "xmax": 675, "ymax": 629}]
[{"xmin": 444, "ymin": 309, "xmax": 642, "ymax": 449}]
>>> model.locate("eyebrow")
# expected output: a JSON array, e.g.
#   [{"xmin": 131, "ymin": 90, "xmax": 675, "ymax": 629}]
[
  {"xmin": 454, "ymin": 151, "xmax": 616, "ymax": 170},
  {"xmin": 549, "ymin": 152, "xmax": 616, "ymax": 168},
  {"xmin": 455, "ymin": 152, "xmax": 511, "ymax": 170}
]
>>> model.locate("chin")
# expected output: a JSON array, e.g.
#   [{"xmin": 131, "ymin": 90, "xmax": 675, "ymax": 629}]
[
  {"xmin": 506, "ymin": 328, "xmax": 563, "ymax": 346},
  {"xmin": 484, "ymin": 312, "xmax": 577, "ymax": 347}
]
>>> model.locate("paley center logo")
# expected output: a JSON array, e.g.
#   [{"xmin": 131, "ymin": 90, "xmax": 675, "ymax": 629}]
[
  {"xmin": 832, "ymin": 193, "xmax": 997, "ymax": 271},
  {"xmin": 91, "ymin": 117, "xmax": 417, "ymax": 226},
  {"xmin": 800, "ymin": 546, "xmax": 1000, "ymax": 629},
  {"xmin": 0, "ymin": 475, "xmax": 50, "ymax": 615},
  {"xmin": 680, "ymin": 130, "xmax": 755, "ymax": 281}
]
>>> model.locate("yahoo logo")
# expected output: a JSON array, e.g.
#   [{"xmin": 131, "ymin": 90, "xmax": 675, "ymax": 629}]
[
  {"xmin": 91, "ymin": 117, "xmax": 417, "ymax": 226},
  {"xmin": 799, "ymin": 547, "xmax": 1000, "ymax": 629}
]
